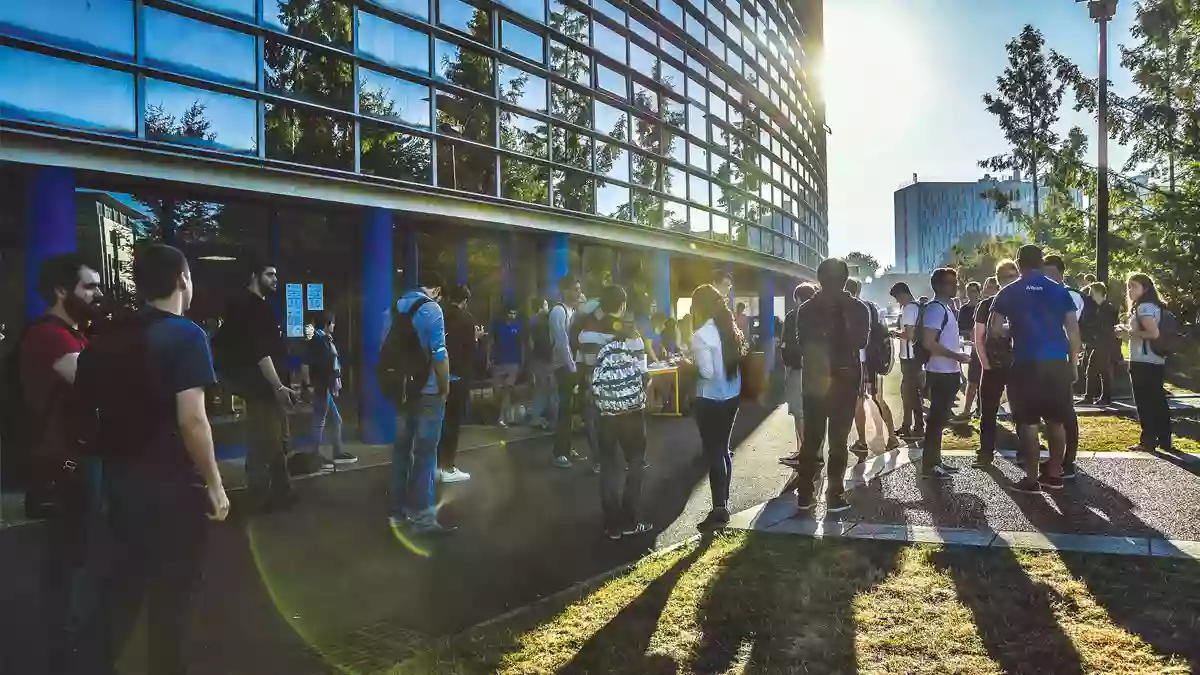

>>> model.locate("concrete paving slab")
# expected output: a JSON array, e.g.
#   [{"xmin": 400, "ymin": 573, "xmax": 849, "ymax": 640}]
[
  {"xmin": 765, "ymin": 517, "xmax": 858, "ymax": 537},
  {"xmin": 993, "ymin": 531, "xmax": 1150, "ymax": 555},
  {"xmin": 845, "ymin": 523, "xmax": 997, "ymax": 547},
  {"xmin": 728, "ymin": 496, "xmax": 797, "ymax": 532},
  {"xmin": 1150, "ymin": 538, "xmax": 1200, "ymax": 560}
]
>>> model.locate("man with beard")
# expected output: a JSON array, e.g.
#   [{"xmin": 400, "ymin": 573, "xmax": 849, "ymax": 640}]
[
  {"xmin": 16, "ymin": 253, "xmax": 104, "ymax": 674},
  {"xmin": 215, "ymin": 259, "xmax": 298, "ymax": 512}
]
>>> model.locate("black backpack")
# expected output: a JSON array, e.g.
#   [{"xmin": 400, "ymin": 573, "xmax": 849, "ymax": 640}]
[
  {"xmin": 1145, "ymin": 304, "xmax": 1184, "ymax": 358},
  {"xmin": 377, "ymin": 297, "xmax": 433, "ymax": 404},
  {"xmin": 913, "ymin": 301, "xmax": 949, "ymax": 366},
  {"xmin": 530, "ymin": 313, "xmax": 553, "ymax": 361},
  {"xmin": 864, "ymin": 301, "xmax": 893, "ymax": 375}
]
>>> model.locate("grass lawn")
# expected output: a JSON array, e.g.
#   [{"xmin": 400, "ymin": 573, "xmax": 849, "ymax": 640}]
[
  {"xmin": 938, "ymin": 414, "xmax": 1200, "ymax": 454},
  {"xmin": 381, "ymin": 532, "xmax": 1200, "ymax": 675}
]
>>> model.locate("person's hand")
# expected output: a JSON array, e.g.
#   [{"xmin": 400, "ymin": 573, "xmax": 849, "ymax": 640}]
[
  {"xmin": 274, "ymin": 385, "xmax": 297, "ymax": 410},
  {"xmin": 956, "ymin": 352, "xmax": 971, "ymax": 364},
  {"xmin": 206, "ymin": 484, "xmax": 230, "ymax": 522}
]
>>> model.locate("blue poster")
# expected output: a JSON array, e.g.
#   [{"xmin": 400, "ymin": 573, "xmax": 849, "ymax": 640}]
[
  {"xmin": 285, "ymin": 284, "xmax": 304, "ymax": 337},
  {"xmin": 307, "ymin": 283, "xmax": 324, "ymax": 311}
]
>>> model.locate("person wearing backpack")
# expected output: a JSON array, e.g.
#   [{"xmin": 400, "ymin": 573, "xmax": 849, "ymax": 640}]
[
  {"xmin": 779, "ymin": 283, "xmax": 817, "ymax": 467},
  {"xmin": 436, "ymin": 285, "xmax": 478, "ymax": 484},
  {"xmin": 973, "ymin": 261, "xmax": 1019, "ymax": 468},
  {"xmin": 887, "ymin": 282, "xmax": 925, "ymax": 440},
  {"xmin": 918, "ymin": 268, "xmax": 971, "ymax": 481},
  {"xmin": 8, "ymin": 254, "xmax": 103, "ymax": 675},
  {"xmin": 579, "ymin": 285, "xmax": 653, "ymax": 540},
  {"xmin": 550, "ymin": 276, "xmax": 585, "ymax": 468},
  {"xmin": 1118, "ymin": 272, "xmax": 1174, "ymax": 452},
  {"xmin": 74, "ymin": 244, "xmax": 229, "ymax": 675},
  {"xmin": 526, "ymin": 297, "xmax": 557, "ymax": 430},
  {"xmin": 954, "ymin": 281, "xmax": 984, "ymax": 421},
  {"xmin": 845, "ymin": 278, "xmax": 900, "ymax": 459},
  {"xmin": 382, "ymin": 270, "xmax": 454, "ymax": 535}
]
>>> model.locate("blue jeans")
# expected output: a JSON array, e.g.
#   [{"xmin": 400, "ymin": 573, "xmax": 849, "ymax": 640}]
[
  {"xmin": 529, "ymin": 361, "xmax": 558, "ymax": 423},
  {"xmin": 391, "ymin": 395, "xmax": 446, "ymax": 523},
  {"xmin": 310, "ymin": 389, "xmax": 344, "ymax": 458}
]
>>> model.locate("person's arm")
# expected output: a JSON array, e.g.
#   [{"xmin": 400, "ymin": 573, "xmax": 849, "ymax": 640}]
[
  {"xmin": 1134, "ymin": 306, "xmax": 1161, "ymax": 339},
  {"xmin": 692, "ymin": 332, "xmax": 717, "ymax": 380},
  {"xmin": 974, "ymin": 319, "xmax": 990, "ymax": 370},
  {"xmin": 550, "ymin": 306, "xmax": 575, "ymax": 372},
  {"xmin": 421, "ymin": 304, "xmax": 451, "ymax": 397},
  {"xmin": 922, "ymin": 304, "xmax": 966, "ymax": 360},
  {"xmin": 51, "ymin": 352, "xmax": 80, "ymax": 384},
  {"xmin": 1065, "ymin": 311, "xmax": 1082, "ymax": 364},
  {"xmin": 177, "ymin": 387, "xmax": 228, "ymax": 520}
]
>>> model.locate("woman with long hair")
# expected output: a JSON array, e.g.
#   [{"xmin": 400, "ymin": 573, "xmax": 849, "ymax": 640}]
[
  {"xmin": 690, "ymin": 284, "xmax": 746, "ymax": 530},
  {"xmin": 1119, "ymin": 273, "xmax": 1173, "ymax": 451}
]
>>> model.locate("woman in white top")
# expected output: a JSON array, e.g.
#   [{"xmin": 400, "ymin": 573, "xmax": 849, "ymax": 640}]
[
  {"xmin": 690, "ymin": 284, "xmax": 745, "ymax": 530},
  {"xmin": 1118, "ymin": 273, "xmax": 1173, "ymax": 451}
]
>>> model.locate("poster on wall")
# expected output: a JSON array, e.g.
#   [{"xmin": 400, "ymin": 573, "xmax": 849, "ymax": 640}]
[
  {"xmin": 307, "ymin": 283, "xmax": 324, "ymax": 311},
  {"xmin": 285, "ymin": 283, "xmax": 304, "ymax": 338}
]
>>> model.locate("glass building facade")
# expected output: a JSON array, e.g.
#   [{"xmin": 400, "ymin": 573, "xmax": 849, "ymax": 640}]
[{"xmin": 0, "ymin": 0, "xmax": 827, "ymax": 267}]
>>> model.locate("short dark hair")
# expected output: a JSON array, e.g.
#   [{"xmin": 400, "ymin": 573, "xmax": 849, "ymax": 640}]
[
  {"xmin": 1084, "ymin": 273, "xmax": 1097, "ymax": 283},
  {"xmin": 736, "ymin": 301, "xmax": 746, "ymax": 312},
  {"xmin": 558, "ymin": 275, "xmax": 579, "ymax": 292},
  {"xmin": 418, "ymin": 269, "xmax": 445, "ymax": 291},
  {"xmin": 844, "ymin": 278, "xmax": 862, "ymax": 296},
  {"xmin": 599, "ymin": 285, "xmax": 627, "ymax": 314},
  {"xmin": 794, "ymin": 283, "xmax": 817, "ymax": 304},
  {"xmin": 930, "ymin": 267, "xmax": 957, "ymax": 292},
  {"xmin": 711, "ymin": 268, "xmax": 734, "ymax": 286},
  {"xmin": 37, "ymin": 253, "xmax": 90, "ymax": 304},
  {"xmin": 309, "ymin": 310, "xmax": 334, "ymax": 328},
  {"xmin": 1017, "ymin": 244, "xmax": 1043, "ymax": 272},
  {"xmin": 445, "ymin": 284, "xmax": 471, "ymax": 304},
  {"xmin": 889, "ymin": 281, "xmax": 912, "ymax": 299},
  {"xmin": 817, "ymin": 258, "xmax": 850, "ymax": 290},
  {"xmin": 1044, "ymin": 254, "xmax": 1066, "ymax": 273},
  {"xmin": 1087, "ymin": 281, "xmax": 1107, "ymax": 296},
  {"xmin": 244, "ymin": 256, "xmax": 275, "ymax": 279},
  {"xmin": 966, "ymin": 281, "xmax": 982, "ymax": 293},
  {"xmin": 134, "ymin": 244, "xmax": 189, "ymax": 301}
]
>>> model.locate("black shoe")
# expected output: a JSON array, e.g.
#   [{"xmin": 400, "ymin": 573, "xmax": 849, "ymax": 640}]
[
  {"xmin": 937, "ymin": 463, "xmax": 961, "ymax": 474},
  {"xmin": 1061, "ymin": 464, "xmax": 1077, "ymax": 479},
  {"xmin": 1038, "ymin": 472, "xmax": 1064, "ymax": 490},
  {"xmin": 825, "ymin": 494, "xmax": 852, "ymax": 513},
  {"xmin": 1097, "ymin": 397, "xmax": 1114, "ymax": 406},
  {"xmin": 796, "ymin": 492, "xmax": 815, "ymax": 511},
  {"xmin": 698, "ymin": 508, "xmax": 731, "ymax": 531},
  {"xmin": 852, "ymin": 440, "xmax": 869, "ymax": 452},
  {"xmin": 622, "ymin": 522, "xmax": 654, "ymax": 536},
  {"xmin": 852, "ymin": 450, "xmax": 868, "ymax": 465},
  {"xmin": 921, "ymin": 465, "xmax": 954, "ymax": 480},
  {"xmin": 333, "ymin": 451, "xmax": 358, "ymax": 465},
  {"xmin": 971, "ymin": 456, "xmax": 994, "ymax": 469},
  {"xmin": 1077, "ymin": 397, "xmax": 1097, "ymax": 406},
  {"xmin": 779, "ymin": 453, "xmax": 802, "ymax": 467},
  {"xmin": 897, "ymin": 426, "xmax": 912, "ymax": 437},
  {"xmin": 1010, "ymin": 477, "xmax": 1042, "ymax": 494}
]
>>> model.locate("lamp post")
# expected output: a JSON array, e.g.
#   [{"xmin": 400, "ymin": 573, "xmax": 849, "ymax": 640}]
[{"xmin": 1079, "ymin": 0, "xmax": 1117, "ymax": 282}]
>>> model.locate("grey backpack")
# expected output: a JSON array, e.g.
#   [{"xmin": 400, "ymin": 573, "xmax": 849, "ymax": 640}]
[{"xmin": 590, "ymin": 340, "xmax": 646, "ymax": 416}]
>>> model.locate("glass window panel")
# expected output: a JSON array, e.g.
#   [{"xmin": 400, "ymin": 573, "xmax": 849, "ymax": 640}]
[
  {"xmin": 662, "ymin": 95, "xmax": 684, "ymax": 128},
  {"xmin": 435, "ymin": 40, "xmax": 495, "ymax": 94},
  {"xmin": 0, "ymin": 47, "xmax": 134, "ymax": 133},
  {"xmin": 689, "ymin": 141, "xmax": 707, "ymax": 170},
  {"xmin": 631, "ymin": 117, "xmax": 658, "ymax": 153},
  {"xmin": 549, "ymin": 0, "xmax": 588, "ymax": 41},
  {"xmin": 266, "ymin": 41, "xmax": 353, "ymax": 108},
  {"xmin": 264, "ymin": 102, "xmax": 353, "ymax": 169},
  {"xmin": 144, "ymin": 78, "xmax": 257, "ymax": 154},
  {"xmin": 632, "ymin": 82, "xmax": 658, "ymax": 115},
  {"xmin": 594, "ymin": 0, "xmax": 626, "ymax": 24},
  {"xmin": 659, "ymin": 0, "xmax": 683, "ymax": 26},
  {"xmin": 500, "ymin": 111, "xmax": 549, "ymax": 157},
  {"xmin": 596, "ymin": 64, "xmax": 626, "ymax": 99},
  {"xmin": 689, "ymin": 207, "xmax": 710, "ymax": 237},
  {"xmin": 707, "ymin": 1, "xmax": 724, "ymax": 25},
  {"xmin": 440, "ymin": 0, "xmax": 492, "ymax": 42},
  {"xmin": 657, "ymin": 61, "xmax": 683, "ymax": 96},
  {"xmin": 597, "ymin": 142, "xmax": 628, "ymax": 182},
  {"xmin": 144, "ymin": 8, "xmax": 255, "ymax": 86},
  {"xmin": 264, "ymin": 0, "xmax": 351, "ymax": 47},
  {"xmin": 687, "ymin": 76, "xmax": 707, "ymax": 105},
  {"xmin": 710, "ymin": 181, "xmax": 725, "ymax": 210},
  {"xmin": 685, "ymin": 13, "xmax": 705, "ymax": 44},
  {"xmin": 633, "ymin": 190, "xmax": 662, "ymax": 227},
  {"xmin": 551, "ymin": 42, "xmax": 590, "ymax": 84},
  {"xmin": 553, "ymin": 170, "xmax": 595, "ymax": 212},
  {"xmin": 592, "ymin": 22, "xmax": 626, "ymax": 62},
  {"xmin": 594, "ymin": 100, "xmax": 627, "ymax": 140},
  {"xmin": 660, "ymin": 36, "xmax": 684, "ymax": 62},
  {"xmin": 712, "ymin": 212, "xmax": 729, "ymax": 241},
  {"xmin": 774, "ymin": 234, "xmax": 785, "ymax": 256},
  {"xmin": 707, "ymin": 31, "xmax": 725, "ymax": 61},
  {"xmin": 360, "ymin": 121, "xmax": 432, "ymax": 183},
  {"xmin": 358, "ymin": 12, "xmax": 430, "ymax": 75},
  {"xmin": 709, "ymin": 95, "xmax": 727, "ymax": 122},
  {"xmin": 748, "ymin": 225, "xmax": 760, "ymax": 251},
  {"xmin": 631, "ymin": 152, "xmax": 658, "ymax": 187},
  {"xmin": 499, "ymin": 63, "xmax": 547, "ymax": 112},
  {"xmin": 359, "ymin": 68, "xmax": 431, "ymax": 128},
  {"xmin": 551, "ymin": 83, "xmax": 589, "ymax": 126},
  {"xmin": 665, "ymin": 128, "xmax": 686, "ymax": 164},
  {"xmin": 709, "ymin": 122, "xmax": 726, "ymax": 150},
  {"xmin": 0, "ymin": 0, "xmax": 134, "ymax": 57},
  {"xmin": 436, "ymin": 90, "xmax": 494, "ymax": 144},
  {"xmin": 663, "ymin": 199, "xmax": 687, "ymax": 231},
  {"xmin": 686, "ymin": 52, "xmax": 705, "ymax": 76},
  {"xmin": 688, "ymin": 173, "xmax": 709, "ymax": 205},
  {"xmin": 597, "ymin": 181, "xmax": 631, "ymax": 220},
  {"xmin": 499, "ymin": 0, "xmax": 546, "ymax": 23},
  {"xmin": 366, "ymin": 0, "xmax": 429, "ymax": 21},
  {"xmin": 663, "ymin": 165, "xmax": 685, "ymax": 200},
  {"xmin": 687, "ymin": 104, "xmax": 705, "ymax": 137},
  {"xmin": 437, "ymin": 139, "xmax": 498, "ymax": 194},
  {"xmin": 630, "ymin": 43, "xmax": 656, "ymax": 76},
  {"xmin": 501, "ymin": 156, "xmax": 550, "ymax": 203},
  {"xmin": 629, "ymin": 13, "xmax": 656, "ymax": 43},
  {"xmin": 552, "ymin": 128, "xmax": 592, "ymax": 169},
  {"xmin": 502, "ymin": 21, "xmax": 544, "ymax": 63}
]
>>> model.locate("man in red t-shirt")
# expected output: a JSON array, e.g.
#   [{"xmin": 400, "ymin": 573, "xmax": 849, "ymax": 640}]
[{"xmin": 17, "ymin": 253, "xmax": 104, "ymax": 674}]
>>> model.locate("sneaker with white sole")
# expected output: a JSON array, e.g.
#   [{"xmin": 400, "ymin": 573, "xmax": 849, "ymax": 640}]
[
  {"xmin": 440, "ymin": 468, "xmax": 471, "ymax": 483},
  {"xmin": 333, "ymin": 451, "xmax": 358, "ymax": 465},
  {"xmin": 922, "ymin": 465, "xmax": 954, "ymax": 480},
  {"xmin": 553, "ymin": 456, "xmax": 573, "ymax": 469}
]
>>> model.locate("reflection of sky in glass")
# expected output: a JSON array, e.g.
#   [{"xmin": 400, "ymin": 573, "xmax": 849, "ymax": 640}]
[
  {"xmin": 367, "ymin": 0, "xmax": 429, "ymax": 21},
  {"xmin": 595, "ymin": 0, "xmax": 625, "ymax": 23},
  {"xmin": 501, "ymin": 112, "xmax": 547, "ymax": 158},
  {"xmin": 689, "ymin": 142, "xmax": 708, "ymax": 170},
  {"xmin": 596, "ymin": 182, "xmax": 629, "ymax": 219},
  {"xmin": 499, "ymin": 65, "xmax": 546, "ymax": 112},
  {"xmin": 597, "ymin": 65, "xmax": 626, "ymax": 99},
  {"xmin": 630, "ymin": 43, "xmax": 655, "ymax": 76},
  {"xmin": 663, "ymin": 166, "xmax": 685, "ymax": 200},
  {"xmin": 687, "ymin": 105, "xmax": 705, "ymax": 137},
  {"xmin": 689, "ymin": 206, "xmax": 710, "ymax": 236},
  {"xmin": 685, "ymin": 14, "xmax": 705, "ymax": 44},
  {"xmin": 144, "ymin": 78, "xmax": 257, "ymax": 153},
  {"xmin": 502, "ymin": 21, "xmax": 544, "ymax": 64},
  {"xmin": 658, "ymin": 62, "xmax": 682, "ymax": 95},
  {"xmin": 628, "ymin": 15, "xmax": 653, "ymax": 43},
  {"xmin": 0, "ymin": 47, "xmax": 134, "ymax": 133},
  {"xmin": 498, "ymin": 0, "xmax": 545, "ymax": 23},
  {"xmin": 593, "ymin": 100, "xmax": 625, "ymax": 140},
  {"xmin": 712, "ymin": 213, "xmax": 729, "ymax": 238},
  {"xmin": 689, "ymin": 174, "xmax": 709, "ymax": 206},
  {"xmin": 143, "ymin": 8, "xmax": 255, "ymax": 86},
  {"xmin": 667, "ymin": 134, "xmax": 686, "ymax": 164},
  {"xmin": 439, "ymin": 0, "xmax": 488, "ymax": 39},
  {"xmin": 0, "ymin": 0, "xmax": 133, "ymax": 58},
  {"xmin": 359, "ymin": 68, "xmax": 431, "ymax": 128},
  {"xmin": 592, "ymin": 23, "xmax": 624, "ymax": 60},
  {"xmin": 177, "ymin": 0, "xmax": 254, "ymax": 20},
  {"xmin": 359, "ymin": 11, "xmax": 430, "ymax": 74},
  {"xmin": 600, "ymin": 143, "xmax": 628, "ymax": 182},
  {"xmin": 658, "ymin": 0, "xmax": 682, "ymax": 26},
  {"xmin": 664, "ymin": 199, "xmax": 686, "ymax": 230},
  {"xmin": 687, "ymin": 77, "xmax": 706, "ymax": 105},
  {"xmin": 711, "ymin": 182, "xmax": 725, "ymax": 208}
]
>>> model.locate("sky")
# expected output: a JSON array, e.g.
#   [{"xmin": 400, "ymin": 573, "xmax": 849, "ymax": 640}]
[{"xmin": 822, "ymin": 0, "xmax": 1141, "ymax": 267}]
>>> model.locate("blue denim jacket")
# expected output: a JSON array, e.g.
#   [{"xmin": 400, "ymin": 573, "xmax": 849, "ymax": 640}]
[{"xmin": 382, "ymin": 290, "xmax": 448, "ymax": 395}]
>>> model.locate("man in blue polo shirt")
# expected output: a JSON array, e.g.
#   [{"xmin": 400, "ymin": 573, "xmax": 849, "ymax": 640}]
[{"xmin": 988, "ymin": 245, "xmax": 1081, "ymax": 493}]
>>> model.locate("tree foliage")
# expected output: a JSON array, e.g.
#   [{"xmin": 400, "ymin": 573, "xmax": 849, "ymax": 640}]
[{"xmin": 843, "ymin": 251, "xmax": 881, "ymax": 279}]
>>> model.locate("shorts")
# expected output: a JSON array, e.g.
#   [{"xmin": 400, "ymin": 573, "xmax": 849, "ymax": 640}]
[
  {"xmin": 492, "ymin": 363, "xmax": 520, "ymax": 390},
  {"xmin": 1007, "ymin": 359, "xmax": 1074, "ymax": 426},
  {"xmin": 967, "ymin": 355, "xmax": 983, "ymax": 385}
]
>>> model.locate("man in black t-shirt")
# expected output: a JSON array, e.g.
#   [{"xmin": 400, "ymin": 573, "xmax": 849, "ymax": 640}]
[{"xmin": 955, "ymin": 281, "xmax": 984, "ymax": 420}]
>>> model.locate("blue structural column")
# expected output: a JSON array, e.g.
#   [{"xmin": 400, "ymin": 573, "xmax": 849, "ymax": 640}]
[
  {"xmin": 500, "ymin": 233, "xmax": 516, "ymax": 306},
  {"xmin": 402, "ymin": 226, "xmax": 418, "ymax": 290},
  {"xmin": 759, "ymin": 274, "xmax": 776, "ymax": 371},
  {"xmin": 361, "ymin": 208, "xmax": 395, "ymax": 444},
  {"xmin": 545, "ymin": 232, "xmax": 569, "ymax": 299},
  {"xmin": 456, "ymin": 237, "xmax": 469, "ymax": 287},
  {"xmin": 25, "ymin": 167, "xmax": 77, "ymax": 320},
  {"xmin": 652, "ymin": 250, "xmax": 672, "ymax": 317}
]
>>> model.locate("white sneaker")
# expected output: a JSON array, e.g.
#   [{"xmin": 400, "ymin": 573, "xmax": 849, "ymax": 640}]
[{"xmin": 441, "ymin": 468, "xmax": 471, "ymax": 483}]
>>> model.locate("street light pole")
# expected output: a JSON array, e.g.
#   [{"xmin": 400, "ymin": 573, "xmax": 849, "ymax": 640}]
[{"xmin": 1081, "ymin": 0, "xmax": 1117, "ymax": 282}]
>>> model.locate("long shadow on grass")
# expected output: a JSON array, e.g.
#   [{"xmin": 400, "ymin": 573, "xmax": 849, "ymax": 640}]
[{"xmin": 687, "ymin": 532, "xmax": 903, "ymax": 675}]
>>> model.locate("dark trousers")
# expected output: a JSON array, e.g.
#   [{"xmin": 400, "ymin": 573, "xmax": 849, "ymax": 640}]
[
  {"xmin": 1085, "ymin": 344, "xmax": 1117, "ymax": 400},
  {"xmin": 923, "ymin": 372, "xmax": 960, "ymax": 471},
  {"xmin": 597, "ymin": 410, "xmax": 648, "ymax": 532},
  {"xmin": 694, "ymin": 397, "xmax": 739, "ymax": 510},
  {"xmin": 39, "ymin": 477, "xmax": 93, "ymax": 675},
  {"xmin": 1064, "ymin": 405, "xmax": 1080, "ymax": 468},
  {"xmin": 978, "ymin": 366, "xmax": 1008, "ymax": 461},
  {"xmin": 796, "ymin": 369, "xmax": 859, "ymax": 500},
  {"xmin": 88, "ymin": 478, "xmax": 208, "ymax": 675},
  {"xmin": 438, "ymin": 379, "xmax": 470, "ymax": 470},
  {"xmin": 899, "ymin": 359, "xmax": 925, "ymax": 433},
  {"xmin": 1131, "ymin": 361, "xmax": 1172, "ymax": 450},
  {"xmin": 553, "ymin": 368, "xmax": 577, "ymax": 460},
  {"xmin": 244, "ymin": 397, "xmax": 292, "ymax": 507}
]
